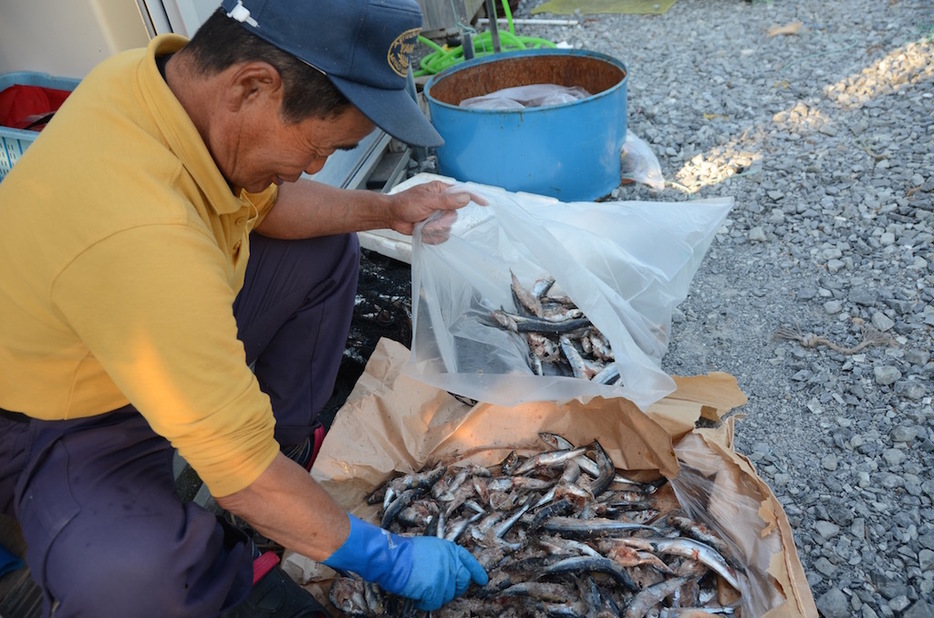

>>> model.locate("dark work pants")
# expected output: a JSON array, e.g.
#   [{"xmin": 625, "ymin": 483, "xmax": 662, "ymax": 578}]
[
  {"xmin": 0, "ymin": 232, "xmax": 360, "ymax": 617},
  {"xmin": 234, "ymin": 232, "xmax": 359, "ymax": 446}
]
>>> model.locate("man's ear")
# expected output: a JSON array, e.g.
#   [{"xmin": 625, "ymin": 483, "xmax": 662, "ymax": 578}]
[{"xmin": 225, "ymin": 61, "xmax": 283, "ymax": 112}]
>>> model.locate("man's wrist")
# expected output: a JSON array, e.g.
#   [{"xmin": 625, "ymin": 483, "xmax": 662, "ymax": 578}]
[{"xmin": 322, "ymin": 514, "xmax": 413, "ymax": 593}]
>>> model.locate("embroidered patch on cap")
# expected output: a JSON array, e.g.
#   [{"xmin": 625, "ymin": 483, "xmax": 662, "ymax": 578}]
[{"xmin": 387, "ymin": 27, "xmax": 421, "ymax": 78}]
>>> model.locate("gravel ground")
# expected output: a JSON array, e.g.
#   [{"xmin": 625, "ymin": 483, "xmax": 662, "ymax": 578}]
[{"xmin": 471, "ymin": 0, "xmax": 934, "ymax": 616}]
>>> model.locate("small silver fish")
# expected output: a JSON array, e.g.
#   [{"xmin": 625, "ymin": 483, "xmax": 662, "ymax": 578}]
[
  {"xmin": 624, "ymin": 576, "xmax": 691, "ymax": 618},
  {"xmin": 540, "ymin": 555, "xmax": 638, "ymax": 591},
  {"xmin": 559, "ymin": 336, "xmax": 593, "ymax": 379},
  {"xmin": 539, "ymin": 516, "xmax": 660, "ymax": 538},
  {"xmin": 532, "ymin": 275, "xmax": 556, "ymax": 299},
  {"xmin": 622, "ymin": 537, "xmax": 742, "ymax": 591},
  {"xmin": 512, "ymin": 446, "xmax": 589, "ymax": 476},
  {"xmin": 510, "ymin": 270, "xmax": 544, "ymax": 317}
]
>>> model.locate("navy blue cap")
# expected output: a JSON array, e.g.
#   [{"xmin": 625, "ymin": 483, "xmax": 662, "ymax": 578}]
[{"xmin": 219, "ymin": 0, "xmax": 442, "ymax": 147}]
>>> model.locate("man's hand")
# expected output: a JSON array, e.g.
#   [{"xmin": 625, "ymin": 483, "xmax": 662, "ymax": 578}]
[
  {"xmin": 386, "ymin": 180, "xmax": 485, "ymax": 238},
  {"xmin": 323, "ymin": 514, "xmax": 488, "ymax": 610},
  {"xmin": 399, "ymin": 535, "xmax": 489, "ymax": 610},
  {"xmin": 261, "ymin": 179, "xmax": 485, "ymax": 240}
]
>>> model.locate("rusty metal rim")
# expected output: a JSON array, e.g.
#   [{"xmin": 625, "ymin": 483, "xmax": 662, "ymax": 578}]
[{"xmin": 424, "ymin": 48, "xmax": 629, "ymax": 112}]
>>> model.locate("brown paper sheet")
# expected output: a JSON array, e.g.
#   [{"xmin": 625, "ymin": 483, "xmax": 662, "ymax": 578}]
[
  {"xmin": 646, "ymin": 372, "xmax": 749, "ymax": 438},
  {"xmin": 302, "ymin": 337, "xmax": 816, "ymax": 617},
  {"xmin": 312, "ymin": 338, "xmax": 684, "ymax": 509}
]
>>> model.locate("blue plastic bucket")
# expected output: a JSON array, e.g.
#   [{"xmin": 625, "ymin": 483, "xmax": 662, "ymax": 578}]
[{"xmin": 424, "ymin": 49, "xmax": 628, "ymax": 201}]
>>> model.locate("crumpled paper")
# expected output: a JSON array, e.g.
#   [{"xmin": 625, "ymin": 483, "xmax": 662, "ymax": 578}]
[{"xmin": 289, "ymin": 338, "xmax": 816, "ymax": 617}]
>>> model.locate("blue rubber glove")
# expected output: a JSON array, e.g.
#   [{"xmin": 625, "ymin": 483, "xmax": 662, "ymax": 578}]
[{"xmin": 323, "ymin": 514, "xmax": 488, "ymax": 610}]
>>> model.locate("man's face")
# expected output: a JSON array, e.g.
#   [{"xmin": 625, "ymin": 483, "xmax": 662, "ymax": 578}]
[{"xmin": 227, "ymin": 104, "xmax": 376, "ymax": 193}]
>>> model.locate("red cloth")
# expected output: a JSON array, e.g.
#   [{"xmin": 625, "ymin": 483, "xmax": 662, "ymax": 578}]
[
  {"xmin": 310, "ymin": 424, "xmax": 326, "ymax": 471},
  {"xmin": 252, "ymin": 551, "xmax": 281, "ymax": 585},
  {"xmin": 0, "ymin": 84, "xmax": 72, "ymax": 131}
]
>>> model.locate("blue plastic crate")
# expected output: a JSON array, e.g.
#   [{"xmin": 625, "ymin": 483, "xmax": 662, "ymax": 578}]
[{"xmin": 0, "ymin": 71, "xmax": 81, "ymax": 180}]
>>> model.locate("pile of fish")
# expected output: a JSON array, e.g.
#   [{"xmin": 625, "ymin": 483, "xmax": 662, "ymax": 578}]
[
  {"xmin": 328, "ymin": 434, "xmax": 746, "ymax": 617},
  {"xmin": 481, "ymin": 271, "xmax": 620, "ymax": 385}
]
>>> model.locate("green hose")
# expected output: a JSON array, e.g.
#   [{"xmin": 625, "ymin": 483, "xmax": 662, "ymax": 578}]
[{"xmin": 413, "ymin": 0, "xmax": 557, "ymax": 77}]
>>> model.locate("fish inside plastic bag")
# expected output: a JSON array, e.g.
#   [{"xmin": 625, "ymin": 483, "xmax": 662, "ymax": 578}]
[{"xmin": 406, "ymin": 183, "xmax": 733, "ymax": 410}]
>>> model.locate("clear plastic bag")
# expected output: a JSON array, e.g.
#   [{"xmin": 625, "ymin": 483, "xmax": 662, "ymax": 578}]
[
  {"xmin": 406, "ymin": 182, "xmax": 733, "ymax": 410},
  {"xmin": 459, "ymin": 83, "xmax": 592, "ymax": 110},
  {"xmin": 620, "ymin": 129, "xmax": 665, "ymax": 190},
  {"xmin": 672, "ymin": 430, "xmax": 800, "ymax": 617}
]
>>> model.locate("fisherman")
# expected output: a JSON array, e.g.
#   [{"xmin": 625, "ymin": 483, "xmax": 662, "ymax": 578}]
[{"xmin": 0, "ymin": 0, "xmax": 488, "ymax": 616}]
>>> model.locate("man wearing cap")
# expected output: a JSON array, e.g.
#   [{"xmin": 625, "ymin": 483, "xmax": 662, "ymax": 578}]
[{"xmin": 0, "ymin": 0, "xmax": 488, "ymax": 616}]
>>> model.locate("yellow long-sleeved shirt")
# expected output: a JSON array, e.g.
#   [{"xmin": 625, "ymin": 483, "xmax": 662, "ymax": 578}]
[{"xmin": 0, "ymin": 35, "xmax": 280, "ymax": 497}]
